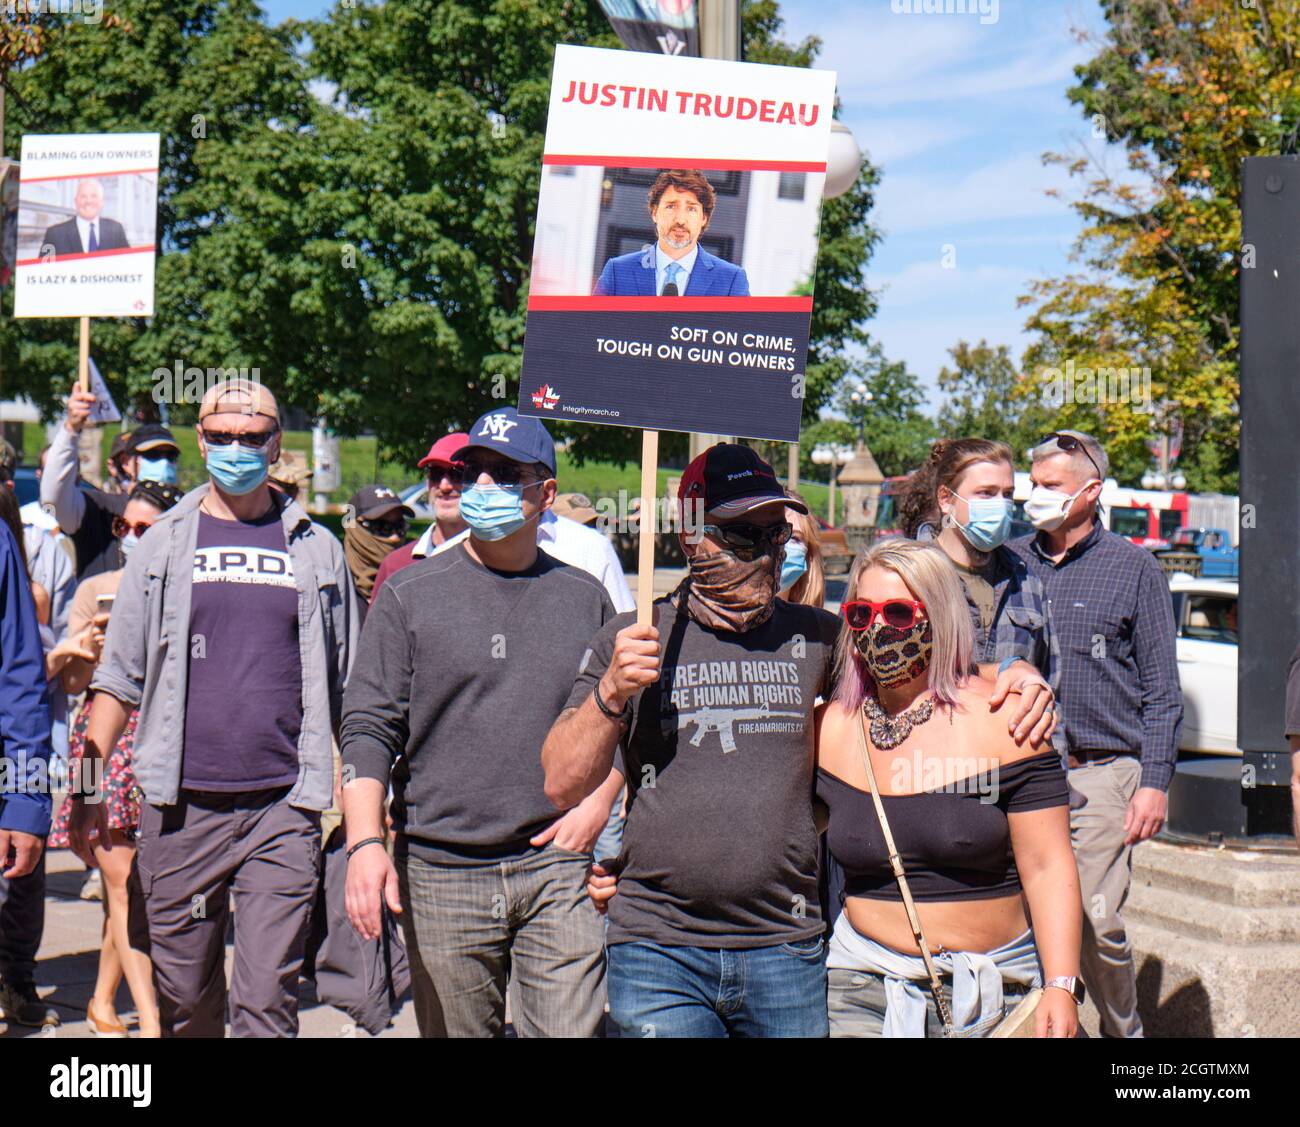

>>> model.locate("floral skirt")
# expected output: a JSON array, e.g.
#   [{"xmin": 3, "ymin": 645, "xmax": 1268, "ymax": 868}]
[{"xmin": 49, "ymin": 696, "xmax": 142, "ymax": 848}]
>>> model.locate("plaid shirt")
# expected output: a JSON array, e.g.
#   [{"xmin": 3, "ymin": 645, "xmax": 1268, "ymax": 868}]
[
  {"xmin": 916, "ymin": 524, "xmax": 1056, "ymax": 678},
  {"xmin": 1008, "ymin": 520, "xmax": 1183, "ymax": 791}
]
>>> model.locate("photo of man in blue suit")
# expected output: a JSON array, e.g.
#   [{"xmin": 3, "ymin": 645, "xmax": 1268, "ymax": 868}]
[{"xmin": 594, "ymin": 169, "xmax": 750, "ymax": 297}]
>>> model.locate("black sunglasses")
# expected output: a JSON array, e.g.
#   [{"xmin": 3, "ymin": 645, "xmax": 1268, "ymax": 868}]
[
  {"xmin": 456, "ymin": 459, "xmax": 548, "ymax": 488},
  {"xmin": 701, "ymin": 521, "xmax": 793, "ymax": 556},
  {"xmin": 1039, "ymin": 432, "xmax": 1102, "ymax": 480},
  {"xmin": 360, "ymin": 516, "xmax": 407, "ymax": 538},
  {"xmin": 201, "ymin": 427, "xmax": 279, "ymax": 449}
]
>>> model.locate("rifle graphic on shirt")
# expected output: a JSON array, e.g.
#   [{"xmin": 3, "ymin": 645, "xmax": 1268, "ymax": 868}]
[{"xmin": 670, "ymin": 702, "xmax": 803, "ymax": 753}]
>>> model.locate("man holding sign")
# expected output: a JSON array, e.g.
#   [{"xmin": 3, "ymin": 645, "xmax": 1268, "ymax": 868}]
[{"xmin": 543, "ymin": 444, "xmax": 838, "ymax": 1037}]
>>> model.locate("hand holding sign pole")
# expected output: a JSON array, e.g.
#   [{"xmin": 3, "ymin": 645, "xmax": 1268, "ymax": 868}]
[{"xmin": 79, "ymin": 316, "xmax": 89, "ymax": 393}]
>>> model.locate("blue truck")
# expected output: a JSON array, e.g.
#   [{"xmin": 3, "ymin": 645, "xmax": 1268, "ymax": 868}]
[{"xmin": 1158, "ymin": 527, "xmax": 1238, "ymax": 580}]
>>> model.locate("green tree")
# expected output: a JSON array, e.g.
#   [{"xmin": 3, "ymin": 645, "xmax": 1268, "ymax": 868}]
[
  {"xmin": 3, "ymin": 0, "xmax": 883, "ymax": 479},
  {"xmin": 935, "ymin": 339, "xmax": 1052, "ymax": 465},
  {"xmin": 0, "ymin": 0, "xmax": 312, "ymax": 421},
  {"xmin": 1019, "ymin": 0, "xmax": 1299, "ymax": 492},
  {"xmin": 822, "ymin": 344, "xmax": 934, "ymax": 478}
]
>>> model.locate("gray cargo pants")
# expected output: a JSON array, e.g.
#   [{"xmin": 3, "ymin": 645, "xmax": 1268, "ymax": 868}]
[{"xmin": 135, "ymin": 788, "xmax": 321, "ymax": 1038}]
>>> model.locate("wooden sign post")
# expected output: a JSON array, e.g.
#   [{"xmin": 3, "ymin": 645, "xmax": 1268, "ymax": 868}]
[
  {"xmin": 78, "ymin": 315, "xmax": 90, "ymax": 392},
  {"xmin": 635, "ymin": 429, "xmax": 659, "ymax": 625}
]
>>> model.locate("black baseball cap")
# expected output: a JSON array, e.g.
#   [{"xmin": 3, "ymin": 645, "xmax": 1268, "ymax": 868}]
[
  {"xmin": 109, "ymin": 431, "xmax": 133, "ymax": 463},
  {"xmin": 451, "ymin": 407, "xmax": 556, "ymax": 476},
  {"xmin": 349, "ymin": 485, "xmax": 414, "ymax": 521},
  {"xmin": 126, "ymin": 424, "xmax": 179, "ymax": 458},
  {"xmin": 678, "ymin": 443, "xmax": 807, "ymax": 520}
]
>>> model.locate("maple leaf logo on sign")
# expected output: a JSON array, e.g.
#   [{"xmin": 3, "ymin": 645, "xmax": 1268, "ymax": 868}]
[{"xmin": 531, "ymin": 384, "xmax": 560, "ymax": 410}]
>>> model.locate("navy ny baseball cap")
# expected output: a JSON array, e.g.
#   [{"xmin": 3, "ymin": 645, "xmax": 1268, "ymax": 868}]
[{"xmin": 453, "ymin": 407, "xmax": 556, "ymax": 476}]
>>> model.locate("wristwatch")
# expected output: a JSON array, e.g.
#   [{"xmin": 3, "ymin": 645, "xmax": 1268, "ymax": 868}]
[{"xmin": 1043, "ymin": 976, "xmax": 1085, "ymax": 1004}]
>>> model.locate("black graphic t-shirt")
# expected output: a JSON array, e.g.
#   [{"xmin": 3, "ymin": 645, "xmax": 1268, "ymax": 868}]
[
  {"xmin": 182, "ymin": 509, "xmax": 302, "ymax": 791},
  {"xmin": 565, "ymin": 595, "xmax": 841, "ymax": 949}
]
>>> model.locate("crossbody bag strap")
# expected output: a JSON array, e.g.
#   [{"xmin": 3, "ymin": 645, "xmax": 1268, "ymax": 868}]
[{"xmin": 855, "ymin": 705, "xmax": 956, "ymax": 1033}]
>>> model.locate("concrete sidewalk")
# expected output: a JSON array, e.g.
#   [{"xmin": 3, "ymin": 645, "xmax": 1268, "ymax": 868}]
[
  {"xmin": 1, "ymin": 846, "xmax": 419, "ymax": 1039},
  {"xmin": 7, "ymin": 843, "xmax": 1106, "ymax": 1039}
]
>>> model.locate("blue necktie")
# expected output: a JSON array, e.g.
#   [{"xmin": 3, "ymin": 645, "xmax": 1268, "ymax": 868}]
[
  {"xmin": 663, "ymin": 261, "xmax": 683, "ymax": 295},
  {"xmin": 88, "ymin": 223, "xmax": 98, "ymax": 253}
]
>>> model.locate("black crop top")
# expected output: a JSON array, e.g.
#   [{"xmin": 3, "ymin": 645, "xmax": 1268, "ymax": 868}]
[{"xmin": 816, "ymin": 751, "xmax": 1069, "ymax": 902}]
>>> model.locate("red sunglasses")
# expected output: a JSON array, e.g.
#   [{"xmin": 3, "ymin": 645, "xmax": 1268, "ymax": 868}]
[{"xmin": 843, "ymin": 599, "xmax": 927, "ymax": 631}]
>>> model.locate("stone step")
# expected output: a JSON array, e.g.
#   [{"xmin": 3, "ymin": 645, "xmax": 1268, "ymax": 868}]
[
  {"xmin": 1127, "ymin": 881, "xmax": 1300, "ymax": 944},
  {"xmin": 1129, "ymin": 920, "xmax": 1300, "ymax": 1037},
  {"xmin": 1130, "ymin": 840, "xmax": 1300, "ymax": 907}
]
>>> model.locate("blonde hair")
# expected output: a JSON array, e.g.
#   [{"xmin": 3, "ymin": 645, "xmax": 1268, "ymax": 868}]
[
  {"xmin": 832, "ymin": 539, "xmax": 973, "ymax": 711},
  {"xmin": 783, "ymin": 489, "xmax": 825, "ymax": 609}
]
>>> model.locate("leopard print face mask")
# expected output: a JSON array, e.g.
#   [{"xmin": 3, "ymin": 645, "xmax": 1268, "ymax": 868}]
[{"xmin": 853, "ymin": 617, "xmax": 933, "ymax": 687}]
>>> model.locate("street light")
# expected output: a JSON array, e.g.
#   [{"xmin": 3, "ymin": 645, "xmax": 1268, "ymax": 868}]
[
  {"xmin": 825, "ymin": 120, "xmax": 863, "ymax": 199},
  {"xmin": 849, "ymin": 386, "xmax": 873, "ymax": 443}
]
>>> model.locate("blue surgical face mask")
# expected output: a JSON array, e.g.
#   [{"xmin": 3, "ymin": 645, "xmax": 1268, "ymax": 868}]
[
  {"xmin": 138, "ymin": 456, "xmax": 177, "ymax": 485},
  {"xmin": 953, "ymin": 492, "xmax": 1013, "ymax": 552},
  {"xmin": 460, "ymin": 482, "xmax": 541, "ymax": 541},
  {"xmin": 119, "ymin": 531, "xmax": 139, "ymax": 558},
  {"xmin": 779, "ymin": 539, "xmax": 808, "ymax": 592},
  {"xmin": 206, "ymin": 443, "xmax": 269, "ymax": 496}
]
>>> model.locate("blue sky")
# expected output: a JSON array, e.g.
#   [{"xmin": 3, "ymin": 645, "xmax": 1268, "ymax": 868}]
[{"xmin": 260, "ymin": 0, "xmax": 1112, "ymax": 408}]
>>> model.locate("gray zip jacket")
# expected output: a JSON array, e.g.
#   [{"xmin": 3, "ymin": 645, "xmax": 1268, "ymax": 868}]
[{"xmin": 91, "ymin": 483, "xmax": 358, "ymax": 811}]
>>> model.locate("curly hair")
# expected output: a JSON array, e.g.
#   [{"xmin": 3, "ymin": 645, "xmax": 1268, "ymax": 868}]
[
  {"xmin": 647, "ymin": 170, "xmax": 716, "ymax": 224},
  {"xmin": 897, "ymin": 437, "xmax": 1014, "ymax": 538}
]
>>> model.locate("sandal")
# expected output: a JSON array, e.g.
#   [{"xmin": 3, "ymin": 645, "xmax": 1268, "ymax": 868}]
[{"xmin": 86, "ymin": 998, "xmax": 129, "ymax": 1038}]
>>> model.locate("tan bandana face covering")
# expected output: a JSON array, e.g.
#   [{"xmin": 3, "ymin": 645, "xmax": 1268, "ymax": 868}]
[{"xmin": 681, "ymin": 547, "xmax": 778, "ymax": 633}]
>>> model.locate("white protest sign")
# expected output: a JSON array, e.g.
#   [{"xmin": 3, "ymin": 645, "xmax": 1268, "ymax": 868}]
[{"xmin": 14, "ymin": 133, "xmax": 160, "ymax": 318}]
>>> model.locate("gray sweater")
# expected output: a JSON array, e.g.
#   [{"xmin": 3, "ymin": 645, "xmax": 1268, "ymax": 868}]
[{"xmin": 341, "ymin": 542, "xmax": 615, "ymax": 857}]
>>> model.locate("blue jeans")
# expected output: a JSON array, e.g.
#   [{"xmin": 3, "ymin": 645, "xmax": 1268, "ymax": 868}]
[
  {"xmin": 0, "ymin": 846, "xmax": 45, "ymax": 985},
  {"xmin": 607, "ymin": 937, "xmax": 828, "ymax": 1038}
]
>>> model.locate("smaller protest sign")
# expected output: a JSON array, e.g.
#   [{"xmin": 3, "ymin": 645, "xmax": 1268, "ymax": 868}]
[
  {"xmin": 86, "ymin": 358, "xmax": 121, "ymax": 425},
  {"xmin": 14, "ymin": 132, "xmax": 160, "ymax": 318}
]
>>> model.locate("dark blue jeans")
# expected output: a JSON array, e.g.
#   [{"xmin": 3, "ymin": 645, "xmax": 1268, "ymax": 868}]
[
  {"xmin": 607, "ymin": 936, "xmax": 828, "ymax": 1038},
  {"xmin": 0, "ymin": 846, "xmax": 46, "ymax": 984}
]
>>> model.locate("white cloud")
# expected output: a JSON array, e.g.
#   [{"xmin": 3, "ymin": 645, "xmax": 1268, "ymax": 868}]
[
  {"xmin": 855, "ymin": 116, "xmax": 977, "ymax": 166},
  {"xmin": 874, "ymin": 150, "xmax": 1074, "ymax": 233}
]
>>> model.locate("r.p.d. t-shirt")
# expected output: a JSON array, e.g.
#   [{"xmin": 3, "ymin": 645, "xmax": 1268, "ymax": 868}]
[
  {"xmin": 565, "ymin": 595, "xmax": 841, "ymax": 949},
  {"xmin": 182, "ymin": 509, "xmax": 302, "ymax": 791}
]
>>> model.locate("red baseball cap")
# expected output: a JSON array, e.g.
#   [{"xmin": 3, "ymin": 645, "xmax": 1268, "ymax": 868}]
[
  {"xmin": 678, "ymin": 443, "xmax": 807, "ymax": 520},
  {"xmin": 418, "ymin": 432, "xmax": 469, "ymax": 470}
]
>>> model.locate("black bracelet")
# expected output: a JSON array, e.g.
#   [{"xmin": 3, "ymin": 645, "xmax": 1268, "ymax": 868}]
[
  {"xmin": 346, "ymin": 836, "xmax": 385, "ymax": 860},
  {"xmin": 593, "ymin": 682, "xmax": 632, "ymax": 725}
]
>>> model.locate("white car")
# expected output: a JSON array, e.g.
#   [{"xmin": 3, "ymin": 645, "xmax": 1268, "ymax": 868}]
[
  {"xmin": 1169, "ymin": 576, "xmax": 1237, "ymax": 755},
  {"xmin": 399, "ymin": 482, "xmax": 433, "ymax": 521}
]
